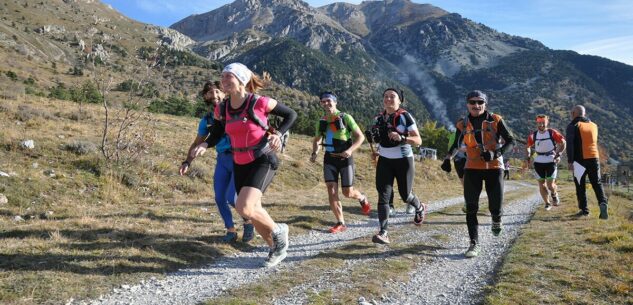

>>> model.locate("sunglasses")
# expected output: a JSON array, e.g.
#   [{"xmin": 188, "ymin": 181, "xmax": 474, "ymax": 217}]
[{"xmin": 467, "ymin": 100, "xmax": 485, "ymax": 105}]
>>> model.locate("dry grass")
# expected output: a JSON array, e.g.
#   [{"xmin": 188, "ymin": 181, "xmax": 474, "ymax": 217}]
[
  {"xmin": 0, "ymin": 97, "xmax": 463, "ymax": 304},
  {"xmin": 484, "ymin": 181, "xmax": 633, "ymax": 305}
]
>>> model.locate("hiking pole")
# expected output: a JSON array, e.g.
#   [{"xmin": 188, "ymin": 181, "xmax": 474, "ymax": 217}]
[{"xmin": 368, "ymin": 142, "xmax": 377, "ymax": 168}]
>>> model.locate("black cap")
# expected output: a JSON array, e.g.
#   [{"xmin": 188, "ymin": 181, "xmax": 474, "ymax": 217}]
[
  {"xmin": 466, "ymin": 90, "xmax": 487, "ymax": 102},
  {"xmin": 384, "ymin": 88, "xmax": 404, "ymax": 102}
]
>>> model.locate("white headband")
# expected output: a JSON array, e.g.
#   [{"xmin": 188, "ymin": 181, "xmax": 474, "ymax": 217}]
[{"xmin": 222, "ymin": 63, "xmax": 252, "ymax": 85}]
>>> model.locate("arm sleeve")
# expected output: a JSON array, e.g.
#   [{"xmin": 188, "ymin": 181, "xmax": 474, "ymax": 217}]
[
  {"xmin": 496, "ymin": 119, "xmax": 515, "ymax": 155},
  {"xmin": 270, "ymin": 102, "xmax": 297, "ymax": 134},
  {"xmin": 565, "ymin": 123, "xmax": 575, "ymax": 162},
  {"xmin": 526, "ymin": 133, "xmax": 534, "ymax": 147},
  {"xmin": 204, "ymin": 118, "xmax": 225, "ymax": 147},
  {"xmin": 552, "ymin": 129, "xmax": 565, "ymax": 143}
]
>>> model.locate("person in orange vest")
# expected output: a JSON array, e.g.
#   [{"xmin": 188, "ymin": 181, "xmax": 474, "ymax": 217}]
[
  {"xmin": 565, "ymin": 105, "xmax": 608, "ymax": 219},
  {"xmin": 449, "ymin": 90, "xmax": 515, "ymax": 258}
]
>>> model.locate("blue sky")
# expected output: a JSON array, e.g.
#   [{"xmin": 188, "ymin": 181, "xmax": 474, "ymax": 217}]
[{"xmin": 101, "ymin": 0, "xmax": 633, "ymax": 66}]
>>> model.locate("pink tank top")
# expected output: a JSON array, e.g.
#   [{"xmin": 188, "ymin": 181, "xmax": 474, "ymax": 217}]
[{"xmin": 216, "ymin": 94, "xmax": 270, "ymax": 165}]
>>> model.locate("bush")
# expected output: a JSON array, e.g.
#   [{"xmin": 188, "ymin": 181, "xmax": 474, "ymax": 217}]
[
  {"xmin": 16, "ymin": 105, "xmax": 54, "ymax": 121},
  {"xmin": 72, "ymin": 81, "xmax": 102, "ymax": 104},
  {"xmin": 72, "ymin": 156, "xmax": 103, "ymax": 176},
  {"xmin": 49, "ymin": 83, "xmax": 72, "ymax": 100},
  {"xmin": 5, "ymin": 71, "xmax": 18, "ymax": 81},
  {"xmin": 186, "ymin": 164, "xmax": 209, "ymax": 180},
  {"xmin": 121, "ymin": 172, "xmax": 140, "ymax": 188},
  {"xmin": 148, "ymin": 96, "xmax": 193, "ymax": 116},
  {"xmin": 115, "ymin": 79, "xmax": 140, "ymax": 92},
  {"xmin": 64, "ymin": 140, "xmax": 97, "ymax": 155}
]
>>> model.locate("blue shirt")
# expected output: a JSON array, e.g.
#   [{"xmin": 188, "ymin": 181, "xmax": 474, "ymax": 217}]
[{"xmin": 198, "ymin": 114, "xmax": 231, "ymax": 153}]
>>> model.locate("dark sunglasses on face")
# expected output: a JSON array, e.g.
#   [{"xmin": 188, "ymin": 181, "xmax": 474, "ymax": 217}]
[{"xmin": 467, "ymin": 100, "xmax": 485, "ymax": 105}]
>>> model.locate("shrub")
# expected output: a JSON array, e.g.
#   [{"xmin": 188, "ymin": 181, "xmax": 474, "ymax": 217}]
[
  {"xmin": 64, "ymin": 140, "xmax": 97, "ymax": 155},
  {"xmin": 16, "ymin": 105, "xmax": 54, "ymax": 121},
  {"xmin": 186, "ymin": 164, "xmax": 209, "ymax": 180},
  {"xmin": 148, "ymin": 96, "xmax": 193, "ymax": 116},
  {"xmin": 49, "ymin": 83, "xmax": 72, "ymax": 100},
  {"xmin": 5, "ymin": 71, "xmax": 18, "ymax": 81}
]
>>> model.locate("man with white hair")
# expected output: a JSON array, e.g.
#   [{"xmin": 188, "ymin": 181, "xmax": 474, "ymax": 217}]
[{"xmin": 566, "ymin": 105, "xmax": 608, "ymax": 219}]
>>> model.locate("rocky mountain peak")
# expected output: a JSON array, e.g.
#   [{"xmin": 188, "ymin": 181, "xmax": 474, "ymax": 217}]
[{"xmin": 234, "ymin": 0, "xmax": 311, "ymax": 10}]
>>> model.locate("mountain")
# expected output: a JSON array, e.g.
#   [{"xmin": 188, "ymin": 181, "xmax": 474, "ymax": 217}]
[
  {"xmin": 172, "ymin": 0, "xmax": 633, "ymax": 159},
  {"xmin": 0, "ymin": 0, "xmax": 221, "ymax": 100}
]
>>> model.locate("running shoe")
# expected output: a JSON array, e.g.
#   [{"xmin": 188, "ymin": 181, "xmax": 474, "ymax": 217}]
[
  {"xmin": 599, "ymin": 204, "xmax": 608, "ymax": 220},
  {"xmin": 406, "ymin": 204, "xmax": 416, "ymax": 215},
  {"xmin": 465, "ymin": 242, "xmax": 480, "ymax": 258},
  {"xmin": 264, "ymin": 223, "xmax": 289, "ymax": 268},
  {"xmin": 371, "ymin": 231, "xmax": 390, "ymax": 244},
  {"xmin": 242, "ymin": 223, "xmax": 255, "ymax": 242},
  {"xmin": 413, "ymin": 203, "xmax": 426, "ymax": 226},
  {"xmin": 574, "ymin": 210, "xmax": 589, "ymax": 217},
  {"xmin": 328, "ymin": 223, "xmax": 347, "ymax": 233},
  {"xmin": 389, "ymin": 206, "xmax": 396, "ymax": 217},
  {"xmin": 222, "ymin": 231, "xmax": 238, "ymax": 243},
  {"xmin": 360, "ymin": 196, "xmax": 371, "ymax": 216},
  {"xmin": 551, "ymin": 194, "xmax": 560, "ymax": 206},
  {"xmin": 545, "ymin": 203, "xmax": 552, "ymax": 211},
  {"xmin": 491, "ymin": 221, "xmax": 502, "ymax": 236},
  {"xmin": 462, "ymin": 203, "xmax": 468, "ymax": 213}
]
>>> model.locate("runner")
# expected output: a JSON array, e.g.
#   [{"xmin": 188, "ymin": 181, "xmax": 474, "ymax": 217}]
[
  {"xmin": 451, "ymin": 90, "xmax": 515, "ymax": 258},
  {"xmin": 179, "ymin": 81, "xmax": 254, "ymax": 243},
  {"xmin": 365, "ymin": 88, "xmax": 426, "ymax": 244},
  {"xmin": 310, "ymin": 91, "xmax": 371, "ymax": 233},
  {"xmin": 194, "ymin": 63, "xmax": 297, "ymax": 267},
  {"xmin": 525, "ymin": 114, "xmax": 566, "ymax": 210}
]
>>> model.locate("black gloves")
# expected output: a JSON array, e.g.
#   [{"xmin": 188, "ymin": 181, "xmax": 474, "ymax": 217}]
[
  {"xmin": 441, "ymin": 158, "xmax": 451, "ymax": 172},
  {"xmin": 481, "ymin": 150, "xmax": 500, "ymax": 162}
]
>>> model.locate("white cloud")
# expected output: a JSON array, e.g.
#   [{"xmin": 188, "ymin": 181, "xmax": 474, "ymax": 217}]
[{"xmin": 572, "ymin": 35, "xmax": 633, "ymax": 65}]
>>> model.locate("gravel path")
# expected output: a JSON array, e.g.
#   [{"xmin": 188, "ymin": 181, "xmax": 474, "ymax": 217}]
[
  {"xmin": 272, "ymin": 184, "xmax": 539, "ymax": 305},
  {"xmin": 77, "ymin": 182, "xmax": 533, "ymax": 305}
]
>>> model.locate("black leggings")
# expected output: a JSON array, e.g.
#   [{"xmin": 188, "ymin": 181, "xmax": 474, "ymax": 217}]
[
  {"xmin": 463, "ymin": 169, "xmax": 504, "ymax": 243},
  {"xmin": 376, "ymin": 156, "xmax": 421, "ymax": 232}
]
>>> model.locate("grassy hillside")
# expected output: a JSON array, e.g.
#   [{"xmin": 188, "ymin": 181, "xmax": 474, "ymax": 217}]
[{"xmin": 0, "ymin": 96, "xmax": 459, "ymax": 304}]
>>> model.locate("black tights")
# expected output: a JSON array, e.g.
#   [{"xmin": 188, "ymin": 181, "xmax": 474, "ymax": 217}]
[
  {"xmin": 463, "ymin": 169, "xmax": 504, "ymax": 243},
  {"xmin": 376, "ymin": 156, "xmax": 421, "ymax": 233}
]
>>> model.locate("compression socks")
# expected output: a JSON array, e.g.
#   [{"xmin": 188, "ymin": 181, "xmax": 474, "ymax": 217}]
[{"xmin": 406, "ymin": 193, "xmax": 422, "ymax": 210}]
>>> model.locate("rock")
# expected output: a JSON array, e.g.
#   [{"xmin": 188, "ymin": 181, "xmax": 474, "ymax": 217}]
[
  {"xmin": 39, "ymin": 211, "xmax": 54, "ymax": 219},
  {"xmin": 21, "ymin": 140, "xmax": 35, "ymax": 149},
  {"xmin": 0, "ymin": 171, "xmax": 9, "ymax": 177},
  {"xmin": 121, "ymin": 284, "xmax": 130, "ymax": 290},
  {"xmin": 32, "ymin": 162, "xmax": 39, "ymax": 168},
  {"xmin": 44, "ymin": 169, "xmax": 56, "ymax": 177},
  {"xmin": 14, "ymin": 215, "xmax": 24, "ymax": 222},
  {"xmin": 0, "ymin": 194, "xmax": 7, "ymax": 204}
]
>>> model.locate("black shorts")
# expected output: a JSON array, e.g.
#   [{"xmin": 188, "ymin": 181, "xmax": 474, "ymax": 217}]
[
  {"xmin": 233, "ymin": 153, "xmax": 278, "ymax": 193},
  {"xmin": 533, "ymin": 162, "xmax": 557, "ymax": 180},
  {"xmin": 323, "ymin": 153, "xmax": 355, "ymax": 187},
  {"xmin": 454, "ymin": 157, "xmax": 466, "ymax": 179}
]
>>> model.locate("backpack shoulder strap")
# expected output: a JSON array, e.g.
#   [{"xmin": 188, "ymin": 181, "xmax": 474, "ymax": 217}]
[
  {"xmin": 247, "ymin": 94, "xmax": 269, "ymax": 131},
  {"xmin": 548, "ymin": 128, "xmax": 556, "ymax": 147}
]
